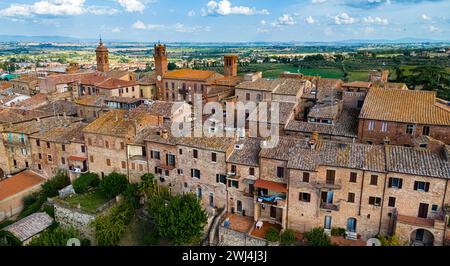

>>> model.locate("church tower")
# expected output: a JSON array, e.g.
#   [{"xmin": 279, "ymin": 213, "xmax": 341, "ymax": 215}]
[
  {"xmin": 96, "ymin": 37, "xmax": 109, "ymax": 72},
  {"xmin": 153, "ymin": 43, "xmax": 168, "ymax": 100}
]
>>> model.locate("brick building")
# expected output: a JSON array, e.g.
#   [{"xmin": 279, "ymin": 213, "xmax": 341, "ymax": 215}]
[
  {"xmin": 83, "ymin": 109, "xmax": 164, "ymax": 179},
  {"xmin": 1, "ymin": 116, "xmax": 82, "ymax": 177},
  {"xmin": 29, "ymin": 121, "xmax": 88, "ymax": 180},
  {"xmin": 358, "ymin": 87, "xmax": 450, "ymax": 146}
]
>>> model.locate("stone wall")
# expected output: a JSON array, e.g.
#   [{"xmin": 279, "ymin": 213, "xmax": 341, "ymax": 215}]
[
  {"xmin": 53, "ymin": 202, "xmax": 96, "ymax": 241},
  {"xmin": 218, "ymin": 225, "xmax": 278, "ymax": 246}
]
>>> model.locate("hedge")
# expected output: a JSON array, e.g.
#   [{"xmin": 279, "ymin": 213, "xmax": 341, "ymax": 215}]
[{"xmin": 73, "ymin": 172, "xmax": 100, "ymax": 194}]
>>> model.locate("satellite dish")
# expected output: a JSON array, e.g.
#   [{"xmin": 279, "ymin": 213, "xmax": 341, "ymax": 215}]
[{"xmin": 366, "ymin": 238, "xmax": 381, "ymax": 246}]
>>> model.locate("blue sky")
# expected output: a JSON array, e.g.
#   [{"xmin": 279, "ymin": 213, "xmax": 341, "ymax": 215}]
[{"xmin": 0, "ymin": 0, "xmax": 449, "ymax": 42}]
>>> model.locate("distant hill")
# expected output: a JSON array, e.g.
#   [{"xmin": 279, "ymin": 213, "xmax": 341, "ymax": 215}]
[
  {"xmin": 0, "ymin": 35, "xmax": 448, "ymax": 45},
  {"xmin": 0, "ymin": 35, "xmax": 82, "ymax": 43}
]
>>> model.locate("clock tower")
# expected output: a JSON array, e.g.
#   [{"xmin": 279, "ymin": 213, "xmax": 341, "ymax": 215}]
[
  {"xmin": 154, "ymin": 43, "xmax": 168, "ymax": 100},
  {"xmin": 96, "ymin": 37, "xmax": 109, "ymax": 72}
]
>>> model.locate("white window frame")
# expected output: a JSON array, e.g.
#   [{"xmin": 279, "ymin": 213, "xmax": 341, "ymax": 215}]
[
  {"xmin": 368, "ymin": 120, "xmax": 375, "ymax": 131},
  {"xmin": 381, "ymin": 122, "xmax": 388, "ymax": 132}
]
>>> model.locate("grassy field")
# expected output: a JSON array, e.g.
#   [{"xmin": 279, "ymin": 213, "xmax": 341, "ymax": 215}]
[
  {"xmin": 63, "ymin": 190, "xmax": 109, "ymax": 213},
  {"xmin": 298, "ymin": 68, "xmax": 344, "ymax": 79},
  {"xmin": 241, "ymin": 63, "xmax": 345, "ymax": 79},
  {"xmin": 347, "ymin": 71, "xmax": 370, "ymax": 82}
]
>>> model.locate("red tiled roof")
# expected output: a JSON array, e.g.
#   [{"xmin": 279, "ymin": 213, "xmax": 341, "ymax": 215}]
[
  {"xmin": 0, "ymin": 171, "xmax": 45, "ymax": 201},
  {"xmin": 95, "ymin": 78, "xmax": 138, "ymax": 89},
  {"xmin": 342, "ymin": 81, "xmax": 372, "ymax": 88},
  {"xmin": 164, "ymin": 69, "xmax": 218, "ymax": 80},
  {"xmin": 360, "ymin": 87, "xmax": 450, "ymax": 125},
  {"xmin": 254, "ymin": 179, "xmax": 287, "ymax": 193}
]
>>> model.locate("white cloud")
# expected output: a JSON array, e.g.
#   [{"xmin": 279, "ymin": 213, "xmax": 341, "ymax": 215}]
[
  {"xmin": 363, "ymin": 16, "xmax": 389, "ymax": 25},
  {"xmin": 334, "ymin": 13, "xmax": 355, "ymax": 25},
  {"xmin": 174, "ymin": 23, "xmax": 211, "ymax": 33},
  {"xmin": 257, "ymin": 28, "xmax": 269, "ymax": 33},
  {"xmin": 311, "ymin": 0, "xmax": 327, "ymax": 4},
  {"xmin": 111, "ymin": 27, "xmax": 121, "ymax": 33},
  {"xmin": 305, "ymin": 16, "xmax": 316, "ymax": 24},
  {"xmin": 426, "ymin": 25, "xmax": 441, "ymax": 33},
  {"xmin": 260, "ymin": 20, "xmax": 267, "ymax": 25},
  {"xmin": 117, "ymin": 0, "xmax": 145, "ymax": 13},
  {"xmin": 188, "ymin": 10, "xmax": 195, "ymax": 17},
  {"xmin": 1, "ymin": 0, "xmax": 118, "ymax": 17},
  {"xmin": 87, "ymin": 6, "xmax": 118, "ymax": 15},
  {"xmin": 2, "ymin": 0, "xmax": 86, "ymax": 17},
  {"xmin": 132, "ymin": 20, "xmax": 147, "ymax": 29},
  {"xmin": 201, "ymin": 0, "xmax": 269, "ymax": 16},
  {"xmin": 275, "ymin": 14, "xmax": 296, "ymax": 26},
  {"xmin": 132, "ymin": 21, "xmax": 210, "ymax": 33},
  {"xmin": 421, "ymin": 14, "xmax": 431, "ymax": 20},
  {"xmin": 146, "ymin": 24, "xmax": 165, "ymax": 30}
]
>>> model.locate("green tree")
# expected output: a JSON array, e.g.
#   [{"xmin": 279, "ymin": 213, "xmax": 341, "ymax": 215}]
[
  {"xmin": 280, "ymin": 229, "xmax": 296, "ymax": 246},
  {"xmin": 41, "ymin": 170, "xmax": 71, "ymax": 198},
  {"xmin": 265, "ymin": 227, "xmax": 280, "ymax": 242},
  {"xmin": 99, "ymin": 172, "xmax": 129, "ymax": 199},
  {"xmin": 123, "ymin": 183, "xmax": 141, "ymax": 209},
  {"xmin": 92, "ymin": 202, "xmax": 134, "ymax": 246},
  {"xmin": 139, "ymin": 173, "xmax": 157, "ymax": 197},
  {"xmin": 379, "ymin": 235, "xmax": 407, "ymax": 246},
  {"xmin": 27, "ymin": 225, "xmax": 81, "ymax": 246},
  {"xmin": 73, "ymin": 172, "xmax": 100, "ymax": 194},
  {"xmin": 148, "ymin": 190, "xmax": 207, "ymax": 245},
  {"xmin": 0, "ymin": 230, "xmax": 22, "ymax": 246},
  {"xmin": 168, "ymin": 62, "xmax": 177, "ymax": 70},
  {"xmin": 304, "ymin": 227, "xmax": 332, "ymax": 246}
]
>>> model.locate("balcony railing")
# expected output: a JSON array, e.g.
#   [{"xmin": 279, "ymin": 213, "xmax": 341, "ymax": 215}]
[
  {"xmin": 257, "ymin": 194, "xmax": 287, "ymax": 207},
  {"xmin": 320, "ymin": 202, "xmax": 340, "ymax": 211},
  {"xmin": 129, "ymin": 155, "xmax": 147, "ymax": 162},
  {"xmin": 313, "ymin": 180, "xmax": 342, "ymax": 190},
  {"xmin": 158, "ymin": 162, "xmax": 176, "ymax": 171}
]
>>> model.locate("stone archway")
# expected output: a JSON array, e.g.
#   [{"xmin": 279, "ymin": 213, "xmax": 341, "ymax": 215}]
[{"xmin": 410, "ymin": 228, "xmax": 434, "ymax": 246}]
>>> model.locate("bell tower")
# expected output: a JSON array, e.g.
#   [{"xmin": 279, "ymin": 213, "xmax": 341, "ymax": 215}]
[
  {"xmin": 154, "ymin": 43, "xmax": 168, "ymax": 100},
  {"xmin": 96, "ymin": 37, "xmax": 109, "ymax": 72},
  {"xmin": 224, "ymin": 54, "xmax": 238, "ymax": 77}
]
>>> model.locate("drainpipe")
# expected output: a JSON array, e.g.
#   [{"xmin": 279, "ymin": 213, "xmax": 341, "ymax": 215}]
[
  {"xmin": 358, "ymin": 169, "xmax": 366, "ymax": 216},
  {"xmin": 378, "ymin": 171, "xmax": 388, "ymax": 235},
  {"xmin": 125, "ymin": 143, "xmax": 130, "ymax": 182}
]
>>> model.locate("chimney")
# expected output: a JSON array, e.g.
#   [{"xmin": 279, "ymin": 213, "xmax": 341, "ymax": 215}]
[
  {"xmin": 223, "ymin": 55, "xmax": 238, "ymax": 77},
  {"xmin": 308, "ymin": 131, "xmax": 319, "ymax": 150}
]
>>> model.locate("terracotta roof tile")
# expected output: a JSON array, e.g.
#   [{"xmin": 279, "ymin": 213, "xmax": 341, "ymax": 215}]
[
  {"xmin": 386, "ymin": 145, "xmax": 450, "ymax": 179},
  {"xmin": 4, "ymin": 212, "xmax": 53, "ymax": 242},
  {"xmin": 227, "ymin": 137, "xmax": 262, "ymax": 166},
  {"xmin": 342, "ymin": 81, "xmax": 372, "ymax": 88},
  {"xmin": 164, "ymin": 69, "xmax": 219, "ymax": 80},
  {"xmin": 0, "ymin": 170, "xmax": 46, "ymax": 201},
  {"xmin": 285, "ymin": 107, "xmax": 359, "ymax": 138},
  {"xmin": 359, "ymin": 87, "xmax": 450, "ymax": 125}
]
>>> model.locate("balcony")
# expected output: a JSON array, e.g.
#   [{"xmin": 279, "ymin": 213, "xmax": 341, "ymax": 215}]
[
  {"xmin": 396, "ymin": 214, "xmax": 443, "ymax": 228},
  {"xmin": 129, "ymin": 155, "xmax": 147, "ymax": 162},
  {"xmin": 320, "ymin": 202, "xmax": 340, "ymax": 211},
  {"xmin": 313, "ymin": 180, "xmax": 342, "ymax": 190},
  {"xmin": 256, "ymin": 194, "xmax": 287, "ymax": 207},
  {"xmin": 157, "ymin": 162, "xmax": 176, "ymax": 171},
  {"xmin": 69, "ymin": 165, "xmax": 88, "ymax": 174}
]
